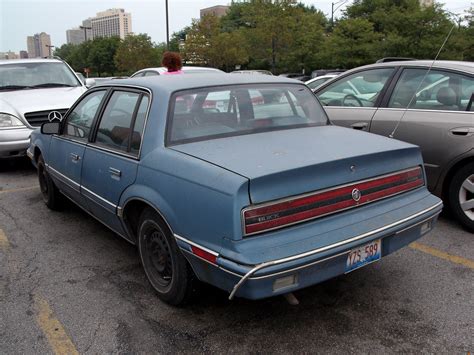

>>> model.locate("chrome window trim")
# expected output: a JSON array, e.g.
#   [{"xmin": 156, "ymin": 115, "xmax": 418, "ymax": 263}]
[
  {"xmin": 228, "ymin": 201, "xmax": 442, "ymax": 299},
  {"xmin": 376, "ymin": 107, "xmax": 474, "ymax": 114},
  {"xmin": 86, "ymin": 143, "xmax": 141, "ymax": 161},
  {"xmin": 241, "ymin": 166, "xmax": 424, "ymax": 237},
  {"xmin": 81, "ymin": 185, "xmax": 117, "ymax": 209}
]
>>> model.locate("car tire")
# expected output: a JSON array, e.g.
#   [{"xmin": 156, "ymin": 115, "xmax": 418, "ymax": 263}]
[
  {"xmin": 448, "ymin": 163, "xmax": 474, "ymax": 232},
  {"xmin": 138, "ymin": 208, "xmax": 195, "ymax": 305},
  {"xmin": 37, "ymin": 155, "xmax": 63, "ymax": 210}
]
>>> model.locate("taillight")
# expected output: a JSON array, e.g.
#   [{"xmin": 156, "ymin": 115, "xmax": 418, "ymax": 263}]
[{"xmin": 242, "ymin": 166, "xmax": 424, "ymax": 236}]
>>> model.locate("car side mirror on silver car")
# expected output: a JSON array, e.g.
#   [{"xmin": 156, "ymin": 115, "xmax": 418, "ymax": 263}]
[
  {"xmin": 85, "ymin": 78, "xmax": 96, "ymax": 88},
  {"xmin": 41, "ymin": 122, "xmax": 60, "ymax": 135}
]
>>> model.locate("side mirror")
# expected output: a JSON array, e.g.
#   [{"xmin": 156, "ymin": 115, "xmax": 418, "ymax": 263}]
[
  {"xmin": 41, "ymin": 122, "xmax": 60, "ymax": 135},
  {"xmin": 85, "ymin": 78, "xmax": 96, "ymax": 88}
]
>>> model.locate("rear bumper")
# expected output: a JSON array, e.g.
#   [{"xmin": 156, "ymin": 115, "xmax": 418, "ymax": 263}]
[
  {"xmin": 177, "ymin": 198, "xmax": 442, "ymax": 300},
  {"xmin": 0, "ymin": 128, "xmax": 33, "ymax": 158}
]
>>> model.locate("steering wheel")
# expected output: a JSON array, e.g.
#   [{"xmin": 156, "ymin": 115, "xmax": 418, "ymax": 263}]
[{"xmin": 342, "ymin": 94, "xmax": 363, "ymax": 107}]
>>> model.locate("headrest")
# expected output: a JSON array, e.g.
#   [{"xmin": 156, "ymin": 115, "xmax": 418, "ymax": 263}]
[{"xmin": 436, "ymin": 87, "xmax": 457, "ymax": 106}]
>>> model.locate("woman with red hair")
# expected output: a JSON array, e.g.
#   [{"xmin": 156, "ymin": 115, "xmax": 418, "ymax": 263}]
[{"xmin": 162, "ymin": 51, "xmax": 183, "ymax": 75}]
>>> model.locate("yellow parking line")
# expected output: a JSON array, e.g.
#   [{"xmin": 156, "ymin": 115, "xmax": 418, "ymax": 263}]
[
  {"xmin": 0, "ymin": 228, "xmax": 9, "ymax": 249},
  {"xmin": 0, "ymin": 186, "xmax": 39, "ymax": 195},
  {"xmin": 35, "ymin": 296, "xmax": 79, "ymax": 355},
  {"xmin": 410, "ymin": 242, "xmax": 474, "ymax": 269}
]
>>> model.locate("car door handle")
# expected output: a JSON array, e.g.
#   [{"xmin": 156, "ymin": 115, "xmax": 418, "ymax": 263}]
[
  {"xmin": 450, "ymin": 127, "xmax": 474, "ymax": 136},
  {"xmin": 351, "ymin": 122, "xmax": 368, "ymax": 130},
  {"xmin": 70, "ymin": 153, "xmax": 81, "ymax": 161},
  {"xmin": 109, "ymin": 167, "xmax": 122, "ymax": 177}
]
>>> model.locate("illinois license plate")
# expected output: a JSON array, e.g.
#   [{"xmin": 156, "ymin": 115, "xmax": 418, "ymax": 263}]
[{"xmin": 345, "ymin": 239, "xmax": 381, "ymax": 273}]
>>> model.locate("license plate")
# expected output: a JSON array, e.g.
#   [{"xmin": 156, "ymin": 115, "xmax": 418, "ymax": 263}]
[{"xmin": 345, "ymin": 239, "xmax": 381, "ymax": 273}]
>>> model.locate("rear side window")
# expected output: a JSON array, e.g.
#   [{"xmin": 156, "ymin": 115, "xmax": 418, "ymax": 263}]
[
  {"xmin": 95, "ymin": 90, "xmax": 149, "ymax": 155},
  {"xmin": 167, "ymin": 84, "xmax": 327, "ymax": 145},
  {"xmin": 388, "ymin": 68, "xmax": 474, "ymax": 111}
]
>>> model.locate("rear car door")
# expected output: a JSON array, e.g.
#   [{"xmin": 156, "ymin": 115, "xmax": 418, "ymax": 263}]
[
  {"xmin": 81, "ymin": 89, "xmax": 149, "ymax": 234},
  {"xmin": 316, "ymin": 68, "xmax": 396, "ymax": 131},
  {"xmin": 370, "ymin": 67, "xmax": 474, "ymax": 190},
  {"xmin": 48, "ymin": 90, "xmax": 107, "ymax": 206}
]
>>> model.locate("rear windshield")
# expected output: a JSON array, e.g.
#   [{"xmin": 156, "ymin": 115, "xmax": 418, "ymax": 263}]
[{"xmin": 167, "ymin": 84, "xmax": 328, "ymax": 145}]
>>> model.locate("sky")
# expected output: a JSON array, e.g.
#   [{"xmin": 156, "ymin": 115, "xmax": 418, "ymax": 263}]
[{"xmin": 0, "ymin": 0, "xmax": 472, "ymax": 53}]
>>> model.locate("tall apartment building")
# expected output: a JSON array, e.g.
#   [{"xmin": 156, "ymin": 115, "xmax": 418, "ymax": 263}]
[
  {"xmin": 66, "ymin": 28, "xmax": 84, "ymax": 45},
  {"xmin": 26, "ymin": 32, "xmax": 51, "ymax": 58},
  {"xmin": 200, "ymin": 5, "xmax": 229, "ymax": 19},
  {"xmin": 90, "ymin": 8, "xmax": 132, "ymax": 39}
]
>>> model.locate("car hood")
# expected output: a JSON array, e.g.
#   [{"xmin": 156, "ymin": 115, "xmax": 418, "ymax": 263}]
[
  {"xmin": 0, "ymin": 86, "xmax": 86, "ymax": 121},
  {"xmin": 171, "ymin": 126, "xmax": 423, "ymax": 204}
]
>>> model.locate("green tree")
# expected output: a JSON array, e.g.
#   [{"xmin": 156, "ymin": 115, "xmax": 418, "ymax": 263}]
[
  {"xmin": 328, "ymin": 18, "xmax": 382, "ymax": 68},
  {"xmin": 88, "ymin": 37, "xmax": 120, "ymax": 76},
  {"xmin": 114, "ymin": 34, "xmax": 160, "ymax": 74}
]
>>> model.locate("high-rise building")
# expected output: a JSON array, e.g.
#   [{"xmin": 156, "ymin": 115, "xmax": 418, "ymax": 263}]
[
  {"xmin": 66, "ymin": 28, "xmax": 84, "ymax": 45},
  {"xmin": 66, "ymin": 19, "xmax": 93, "ymax": 45},
  {"xmin": 90, "ymin": 8, "xmax": 132, "ymax": 39},
  {"xmin": 200, "ymin": 5, "xmax": 229, "ymax": 19},
  {"xmin": 26, "ymin": 32, "xmax": 51, "ymax": 58}
]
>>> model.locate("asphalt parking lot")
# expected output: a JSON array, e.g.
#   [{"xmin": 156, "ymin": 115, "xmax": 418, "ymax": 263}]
[{"xmin": 1, "ymin": 158, "xmax": 473, "ymax": 354}]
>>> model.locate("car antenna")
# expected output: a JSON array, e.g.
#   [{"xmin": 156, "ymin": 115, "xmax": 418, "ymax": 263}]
[{"xmin": 389, "ymin": 21, "xmax": 457, "ymax": 139}]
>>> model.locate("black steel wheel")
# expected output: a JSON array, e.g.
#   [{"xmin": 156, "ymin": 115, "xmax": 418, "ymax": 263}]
[
  {"xmin": 138, "ymin": 208, "xmax": 195, "ymax": 305},
  {"xmin": 37, "ymin": 155, "xmax": 63, "ymax": 210},
  {"xmin": 448, "ymin": 163, "xmax": 474, "ymax": 232}
]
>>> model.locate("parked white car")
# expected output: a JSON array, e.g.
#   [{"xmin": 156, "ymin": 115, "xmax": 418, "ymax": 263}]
[
  {"xmin": 0, "ymin": 58, "xmax": 87, "ymax": 158},
  {"xmin": 130, "ymin": 66, "xmax": 223, "ymax": 77},
  {"xmin": 305, "ymin": 74, "xmax": 340, "ymax": 91}
]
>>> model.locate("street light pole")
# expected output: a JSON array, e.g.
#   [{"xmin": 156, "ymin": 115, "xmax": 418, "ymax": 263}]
[
  {"xmin": 46, "ymin": 44, "xmax": 54, "ymax": 57},
  {"xmin": 165, "ymin": 0, "xmax": 170, "ymax": 50},
  {"xmin": 80, "ymin": 25, "xmax": 92, "ymax": 42},
  {"xmin": 331, "ymin": 0, "xmax": 348, "ymax": 29}
]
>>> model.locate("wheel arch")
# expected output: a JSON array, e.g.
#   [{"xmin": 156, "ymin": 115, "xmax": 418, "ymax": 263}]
[{"xmin": 121, "ymin": 197, "xmax": 175, "ymax": 244}]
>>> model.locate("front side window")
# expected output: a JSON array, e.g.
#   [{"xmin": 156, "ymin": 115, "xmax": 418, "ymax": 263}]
[
  {"xmin": 0, "ymin": 62, "xmax": 81, "ymax": 91},
  {"xmin": 317, "ymin": 68, "xmax": 394, "ymax": 107},
  {"xmin": 95, "ymin": 91, "xmax": 149, "ymax": 154},
  {"xmin": 388, "ymin": 68, "xmax": 474, "ymax": 111},
  {"xmin": 168, "ymin": 84, "xmax": 327, "ymax": 145},
  {"xmin": 64, "ymin": 90, "xmax": 106, "ymax": 141}
]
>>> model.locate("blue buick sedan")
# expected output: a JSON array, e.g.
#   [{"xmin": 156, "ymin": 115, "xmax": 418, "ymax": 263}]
[{"xmin": 28, "ymin": 74, "xmax": 443, "ymax": 305}]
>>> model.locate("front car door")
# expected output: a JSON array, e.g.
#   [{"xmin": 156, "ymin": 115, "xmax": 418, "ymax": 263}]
[
  {"xmin": 48, "ymin": 90, "xmax": 107, "ymax": 206},
  {"xmin": 370, "ymin": 67, "xmax": 474, "ymax": 191},
  {"xmin": 316, "ymin": 67, "xmax": 396, "ymax": 131},
  {"xmin": 81, "ymin": 89, "xmax": 150, "ymax": 235}
]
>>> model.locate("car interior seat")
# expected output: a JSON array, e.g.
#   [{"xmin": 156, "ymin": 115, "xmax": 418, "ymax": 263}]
[{"xmin": 436, "ymin": 86, "xmax": 459, "ymax": 111}]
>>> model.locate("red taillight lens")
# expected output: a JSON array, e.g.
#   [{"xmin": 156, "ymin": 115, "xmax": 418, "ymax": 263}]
[
  {"xmin": 191, "ymin": 246, "xmax": 218, "ymax": 264},
  {"xmin": 242, "ymin": 167, "xmax": 424, "ymax": 236}
]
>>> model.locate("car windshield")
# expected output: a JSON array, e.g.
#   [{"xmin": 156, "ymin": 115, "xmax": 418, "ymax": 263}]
[
  {"xmin": 167, "ymin": 83, "xmax": 328, "ymax": 145},
  {"xmin": 0, "ymin": 62, "xmax": 81, "ymax": 91}
]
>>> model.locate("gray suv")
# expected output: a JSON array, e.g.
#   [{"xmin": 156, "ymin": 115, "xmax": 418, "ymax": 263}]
[
  {"xmin": 315, "ymin": 60, "xmax": 474, "ymax": 231},
  {"xmin": 0, "ymin": 58, "xmax": 87, "ymax": 158}
]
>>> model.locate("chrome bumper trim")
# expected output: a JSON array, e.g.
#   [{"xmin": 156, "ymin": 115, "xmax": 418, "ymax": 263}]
[{"xmin": 228, "ymin": 201, "xmax": 442, "ymax": 300}]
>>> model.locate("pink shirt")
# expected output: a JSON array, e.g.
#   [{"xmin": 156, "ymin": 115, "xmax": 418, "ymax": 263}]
[{"xmin": 162, "ymin": 70, "xmax": 183, "ymax": 75}]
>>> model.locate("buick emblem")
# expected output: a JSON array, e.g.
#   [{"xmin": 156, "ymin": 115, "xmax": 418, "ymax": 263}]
[
  {"xmin": 48, "ymin": 111, "xmax": 63, "ymax": 122},
  {"xmin": 352, "ymin": 188, "xmax": 361, "ymax": 202}
]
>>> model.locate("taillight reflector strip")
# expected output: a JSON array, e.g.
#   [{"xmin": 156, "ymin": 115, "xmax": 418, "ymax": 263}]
[
  {"xmin": 191, "ymin": 245, "xmax": 218, "ymax": 264},
  {"xmin": 243, "ymin": 167, "xmax": 424, "ymax": 236}
]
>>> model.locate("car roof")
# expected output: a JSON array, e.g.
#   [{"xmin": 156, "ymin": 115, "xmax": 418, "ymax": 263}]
[
  {"xmin": 353, "ymin": 60, "xmax": 474, "ymax": 74},
  {"xmin": 133, "ymin": 66, "xmax": 223, "ymax": 75},
  {"xmin": 305, "ymin": 74, "xmax": 339, "ymax": 84},
  {"xmin": 99, "ymin": 73, "xmax": 302, "ymax": 94},
  {"xmin": 0, "ymin": 58, "xmax": 63, "ymax": 65}
]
